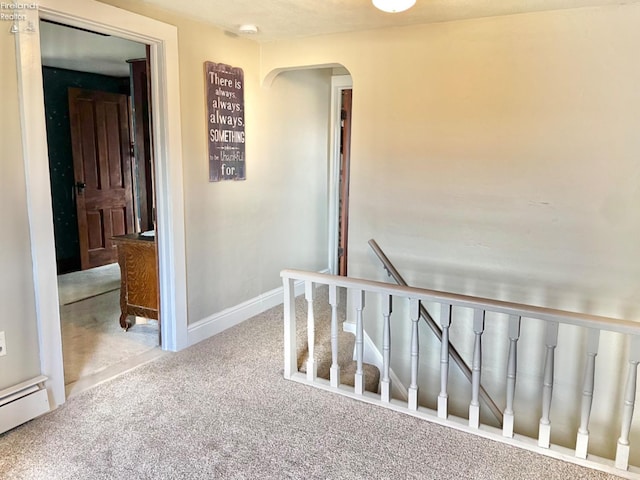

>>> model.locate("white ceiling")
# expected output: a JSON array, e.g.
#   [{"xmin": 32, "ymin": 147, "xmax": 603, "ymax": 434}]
[
  {"xmin": 142, "ymin": 0, "xmax": 639, "ymax": 42},
  {"xmin": 38, "ymin": 0, "xmax": 637, "ymax": 77},
  {"xmin": 39, "ymin": 20, "xmax": 146, "ymax": 77}
]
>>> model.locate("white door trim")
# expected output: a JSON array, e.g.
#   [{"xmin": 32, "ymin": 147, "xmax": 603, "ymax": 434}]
[
  {"xmin": 15, "ymin": 0, "xmax": 188, "ymax": 408},
  {"xmin": 328, "ymin": 75, "xmax": 353, "ymax": 274}
]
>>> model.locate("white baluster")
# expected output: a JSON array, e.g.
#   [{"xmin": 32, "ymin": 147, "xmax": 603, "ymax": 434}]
[
  {"xmin": 305, "ymin": 281, "xmax": 317, "ymax": 381},
  {"xmin": 438, "ymin": 303, "xmax": 452, "ymax": 419},
  {"xmin": 615, "ymin": 335, "xmax": 640, "ymax": 471},
  {"xmin": 408, "ymin": 298, "xmax": 421, "ymax": 411},
  {"xmin": 329, "ymin": 285, "xmax": 340, "ymax": 388},
  {"xmin": 381, "ymin": 294, "xmax": 393, "ymax": 403},
  {"xmin": 354, "ymin": 290, "xmax": 366, "ymax": 395},
  {"xmin": 282, "ymin": 277, "xmax": 297, "ymax": 379},
  {"xmin": 538, "ymin": 321, "xmax": 559, "ymax": 448},
  {"xmin": 503, "ymin": 315, "xmax": 521, "ymax": 438},
  {"xmin": 575, "ymin": 328, "xmax": 600, "ymax": 459},
  {"xmin": 469, "ymin": 309, "xmax": 485, "ymax": 428}
]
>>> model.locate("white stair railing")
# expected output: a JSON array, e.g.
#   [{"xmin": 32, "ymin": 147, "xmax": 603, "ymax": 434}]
[
  {"xmin": 368, "ymin": 239, "xmax": 504, "ymax": 425},
  {"xmin": 281, "ymin": 269, "xmax": 640, "ymax": 479},
  {"xmin": 503, "ymin": 314, "xmax": 521, "ymax": 438}
]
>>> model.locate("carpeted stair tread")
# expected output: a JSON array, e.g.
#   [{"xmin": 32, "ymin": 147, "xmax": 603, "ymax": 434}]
[{"xmin": 295, "ymin": 286, "xmax": 380, "ymax": 393}]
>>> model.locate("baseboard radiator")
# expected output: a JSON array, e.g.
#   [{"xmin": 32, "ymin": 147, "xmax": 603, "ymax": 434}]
[{"xmin": 0, "ymin": 375, "xmax": 50, "ymax": 434}]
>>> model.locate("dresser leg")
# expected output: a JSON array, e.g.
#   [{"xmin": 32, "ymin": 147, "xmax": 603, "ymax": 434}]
[{"xmin": 120, "ymin": 313, "xmax": 131, "ymax": 331}]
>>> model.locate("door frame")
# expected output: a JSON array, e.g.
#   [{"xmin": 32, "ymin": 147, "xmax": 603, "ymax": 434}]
[
  {"xmin": 15, "ymin": 0, "xmax": 188, "ymax": 408},
  {"xmin": 328, "ymin": 75, "xmax": 353, "ymax": 274}
]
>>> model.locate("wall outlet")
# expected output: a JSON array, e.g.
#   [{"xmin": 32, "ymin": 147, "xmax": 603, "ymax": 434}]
[{"xmin": 0, "ymin": 331, "xmax": 6, "ymax": 356}]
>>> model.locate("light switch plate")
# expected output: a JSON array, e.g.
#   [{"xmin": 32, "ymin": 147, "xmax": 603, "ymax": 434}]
[{"xmin": 0, "ymin": 331, "xmax": 6, "ymax": 356}]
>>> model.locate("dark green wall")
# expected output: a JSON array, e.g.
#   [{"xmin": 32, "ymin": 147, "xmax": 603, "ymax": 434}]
[{"xmin": 42, "ymin": 66, "xmax": 130, "ymax": 273}]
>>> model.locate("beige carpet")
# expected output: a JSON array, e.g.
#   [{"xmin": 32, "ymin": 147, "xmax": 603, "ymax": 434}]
[
  {"xmin": 297, "ymin": 287, "xmax": 380, "ymax": 392},
  {"xmin": 57, "ymin": 263, "xmax": 121, "ymax": 305}
]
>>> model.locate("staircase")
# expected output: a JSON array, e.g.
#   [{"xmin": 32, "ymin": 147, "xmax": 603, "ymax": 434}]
[
  {"xmin": 281, "ymin": 247, "xmax": 640, "ymax": 479},
  {"xmin": 296, "ymin": 284, "xmax": 380, "ymax": 393}
]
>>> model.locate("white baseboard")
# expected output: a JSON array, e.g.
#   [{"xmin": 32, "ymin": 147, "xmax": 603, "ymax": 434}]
[
  {"xmin": 343, "ymin": 322, "xmax": 408, "ymax": 401},
  {"xmin": 187, "ymin": 269, "xmax": 328, "ymax": 347}
]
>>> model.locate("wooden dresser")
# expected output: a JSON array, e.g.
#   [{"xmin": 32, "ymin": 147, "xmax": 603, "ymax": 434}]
[{"xmin": 112, "ymin": 234, "xmax": 159, "ymax": 332}]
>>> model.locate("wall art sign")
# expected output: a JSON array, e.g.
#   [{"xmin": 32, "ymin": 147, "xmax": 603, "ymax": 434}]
[{"xmin": 205, "ymin": 62, "xmax": 245, "ymax": 181}]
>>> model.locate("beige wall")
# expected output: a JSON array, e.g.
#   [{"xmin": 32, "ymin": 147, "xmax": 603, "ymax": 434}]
[
  {"xmin": 262, "ymin": 4, "xmax": 640, "ymax": 461},
  {"xmin": 183, "ymin": 65, "xmax": 331, "ymax": 320},
  {"xmin": 262, "ymin": 5, "xmax": 640, "ymax": 316},
  {"xmin": 0, "ymin": 32, "xmax": 42, "ymax": 389}
]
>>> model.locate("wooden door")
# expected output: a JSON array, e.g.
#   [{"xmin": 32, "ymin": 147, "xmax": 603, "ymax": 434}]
[
  {"xmin": 338, "ymin": 89, "xmax": 353, "ymax": 276},
  {"xmin": 128, "ymin": 47, "xmax": 155, "ymax": 233},
  {"xmin": 68, "ymin": 88, "xmax": 135, "ymax": 270}
]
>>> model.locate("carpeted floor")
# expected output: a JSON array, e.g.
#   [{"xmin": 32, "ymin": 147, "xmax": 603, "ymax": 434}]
[{"xmin": 0, "ymin": 288, "xmax": 625, "ymax": 479}]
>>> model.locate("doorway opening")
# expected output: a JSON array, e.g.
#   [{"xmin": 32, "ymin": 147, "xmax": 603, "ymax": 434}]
[
  {"xmin": 329, "ymin": 75, "xmax": 353, "ymax": 276},
  {"xmin": 17, "ymin": 1, "xmax": 187, "ymax": 408},
  {"xmin": 39, "ymin": 19, "xmax": 162, "ymax": 397},
  {"xmin": 338, "ymin": 88, "xmax": 353, "ymax": 276}
]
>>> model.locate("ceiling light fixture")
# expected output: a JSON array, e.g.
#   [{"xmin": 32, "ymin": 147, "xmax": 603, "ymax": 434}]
[
  {"xmin": 238, "ymin": 24, "xmax": 259, "ymax": 35},
  {"xmin": 372, "ymin": 0, "xmax": 416, "ymax": 13}
]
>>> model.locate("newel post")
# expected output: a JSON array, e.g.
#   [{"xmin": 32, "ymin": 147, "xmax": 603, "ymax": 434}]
[
  {"xmin": 305, "ymin": 281, "xmax": 317, "ymax": 381},
  {"xmin": 282, "ymin": 276, "xmax": 297, "ymax": 379}
]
